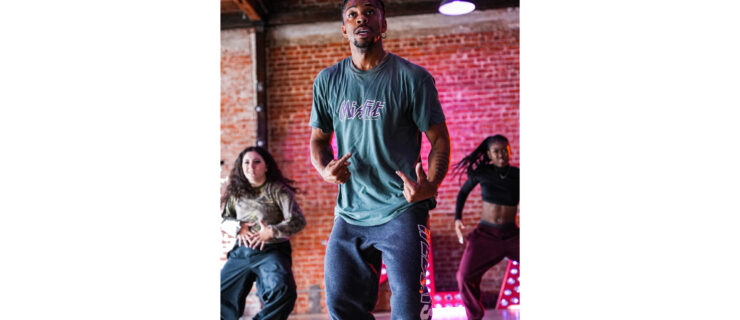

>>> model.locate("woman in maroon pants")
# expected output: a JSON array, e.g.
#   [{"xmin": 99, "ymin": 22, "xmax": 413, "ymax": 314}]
[{"xmin": 452, "ymin": 134, "xmax": 519, "ymax": 320}]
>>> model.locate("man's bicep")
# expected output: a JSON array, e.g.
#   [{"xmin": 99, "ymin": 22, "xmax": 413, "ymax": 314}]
[
  {"xmin": 310, "ymin": 127, "xmax": 333, "ymax": 145},
  {"xmin": 310, "ymin": 127, "xmax": 335, "ymax": 172}
]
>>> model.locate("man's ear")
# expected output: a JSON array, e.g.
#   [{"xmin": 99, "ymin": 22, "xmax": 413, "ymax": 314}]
[{"xmin": 342, "ymin": 24, "xmax": 348, "ymax": 39}]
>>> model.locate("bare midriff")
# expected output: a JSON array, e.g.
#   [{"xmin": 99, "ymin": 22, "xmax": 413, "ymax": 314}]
[{"xmin": 480, "ymin": 201, "xmax": 518, "ymax": 224}]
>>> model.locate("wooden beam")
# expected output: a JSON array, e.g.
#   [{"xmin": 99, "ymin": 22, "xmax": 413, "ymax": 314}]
[
  {"xmin": 223, "ymin": 0, "xmax": 519, "ymax": 29},
  {"xmin": 232, "ymin": 0, "xmax": 265, "ymax": 21},
  {"xmin": 221, "ymin": 0, "xmax": 242, "ymax": 15},
  {"xmin": 221, "ymin": 13, "xmax": 264, "ymax": 30},
  {"xmin": 265, "ymin": 0, "xmax": 518, "ymax": 26}
]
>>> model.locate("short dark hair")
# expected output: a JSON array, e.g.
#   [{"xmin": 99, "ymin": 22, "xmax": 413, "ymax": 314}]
[{"xmin": 342, "ymin": 0, "xmax": 386, "ymax": 16}]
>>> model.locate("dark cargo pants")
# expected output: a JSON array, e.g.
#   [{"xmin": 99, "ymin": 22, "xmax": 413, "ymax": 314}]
[{"xmin": 221, "ymin": 241, "xmax": 297, "ymax": 320}]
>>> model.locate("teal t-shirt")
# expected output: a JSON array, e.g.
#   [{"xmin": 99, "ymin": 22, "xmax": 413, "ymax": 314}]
[{"xmin": 309, "ymin": 53, "xmax": 445, "ymax": 226}]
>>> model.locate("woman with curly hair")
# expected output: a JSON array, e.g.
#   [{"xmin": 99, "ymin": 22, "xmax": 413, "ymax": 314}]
[
  {"xmin": 452, "ymin": 135, "xmax": 519, "ymax": 320},
  {"xmin": 220, "ymin": 146, "xmax": 306, "ymax": 320}
]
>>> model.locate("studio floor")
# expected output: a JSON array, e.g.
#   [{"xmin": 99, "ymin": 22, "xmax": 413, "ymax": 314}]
[{"xmin": 286, "ymin": 308, "xmax": 520, "ymax": 320}]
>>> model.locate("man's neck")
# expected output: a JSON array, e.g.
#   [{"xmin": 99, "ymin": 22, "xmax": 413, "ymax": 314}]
[{"xmin": 350, "ymin": 44, "xmax": 388, "ymax": 71}]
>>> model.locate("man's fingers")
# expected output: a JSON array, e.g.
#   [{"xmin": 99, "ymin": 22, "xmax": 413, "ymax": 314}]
[
  {"xmin": 338, "ymin": 172, "xmax": 350, "ymax": 183},
  {"xmin": 334, "ymin": 161, "xmax": 350, "ymax": 172},
  {"xmin": 415, "ymin": 162, "xmax": 426, "ymax": 180},
  {"xmin": 328, "ymin": 160, "xmax": 342, "ymax": 174},
  {"xmin": 396, "ymin": 170, "xmax": 412, "ymax": 184},
  {"xmin": 330, "ymin": 163, "xmax": 351, "ymax": 176},
  {"xmin": 338, "ymin": 153, "xmax": 352, "ymax": 163},
  {"xmin": 398, "ymin": 169, "xmax": 420, "ymax": 202},
  {"xmin": 404, "ymin": 182, "xmax": 414, "ymax": 195},
  {"xmin": 326, "ymin": 154, "xmax": 352, "ymax": 180}
]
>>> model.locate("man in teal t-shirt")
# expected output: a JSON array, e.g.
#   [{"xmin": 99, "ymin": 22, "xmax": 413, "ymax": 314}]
[{"xmin": 309, "ymin": 1, "xmax": 451, "ymax": 319}]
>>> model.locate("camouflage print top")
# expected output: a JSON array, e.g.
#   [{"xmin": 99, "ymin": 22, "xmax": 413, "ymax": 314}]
[{"xmin": 221, "ymin": 181, "xmax": 306, "ymax": 243}]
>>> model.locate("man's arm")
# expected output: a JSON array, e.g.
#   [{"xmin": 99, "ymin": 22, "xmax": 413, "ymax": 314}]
[
  {"xmin": 396, "ymin": 121, "xmax": 451, "ymax": 202},
  {"xmin": 310, "ymin": 127, "xmax": 352, "ymax": 184},
  {"xmin": 424, "ymin": 121, "xmax": 451, "ymax": 188}
]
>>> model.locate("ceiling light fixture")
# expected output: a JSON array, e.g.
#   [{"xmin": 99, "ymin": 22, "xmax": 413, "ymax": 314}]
[{"xmin": 438, "ymin": 0, "xmax": 476, "ymax": 16}]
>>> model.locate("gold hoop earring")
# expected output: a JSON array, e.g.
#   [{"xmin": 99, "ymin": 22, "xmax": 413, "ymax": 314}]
[{"xmin": 381, "ymin": 32, "xmax": 387, "ymax": 39}]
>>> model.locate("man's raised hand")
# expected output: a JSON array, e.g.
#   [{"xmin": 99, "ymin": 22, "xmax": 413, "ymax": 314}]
[
  {"xmin": 395, "ymin": 162, "xmax": 437, "ymax": 203},
  {"xmin": 321, "ymin": 153, "xmax": 352, "ymax": 184}
]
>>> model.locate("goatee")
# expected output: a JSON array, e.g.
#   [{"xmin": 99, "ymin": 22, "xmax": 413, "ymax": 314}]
[{"xmin": 353, "ymin": 37, "xmax": 378, "ymax": 51}]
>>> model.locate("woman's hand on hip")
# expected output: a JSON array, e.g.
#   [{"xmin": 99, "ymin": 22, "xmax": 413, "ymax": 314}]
[
  {"xmin": 236, "ymin": 221, "xmax": 257, "ymax": 247},
  {"xmin": 248, "ymin": 220, "xmax": 275, "ymax": 251}
]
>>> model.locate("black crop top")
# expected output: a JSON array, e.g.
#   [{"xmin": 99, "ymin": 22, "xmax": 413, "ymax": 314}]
[{"xmin": 455, "ymin": 164, "xmax": 519, "ymax": 220}]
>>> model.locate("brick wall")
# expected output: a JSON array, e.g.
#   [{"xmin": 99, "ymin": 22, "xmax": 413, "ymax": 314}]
[
  {"xmin": 221, "ymin": 28, "xmax": 257, "ymax": 178},
  {"xmin": 220, "ymin": 8, "xmax": 519, "ymax": 315},
  {"xmin": 220, "ymin": 28, "xmax": 264, "ymax": 318}
]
